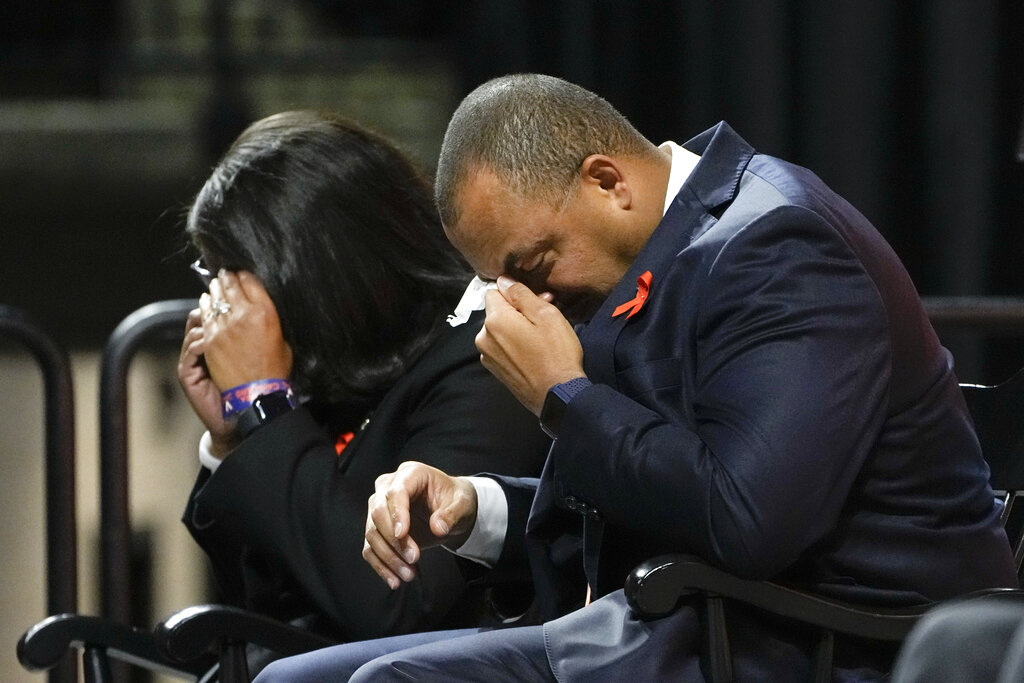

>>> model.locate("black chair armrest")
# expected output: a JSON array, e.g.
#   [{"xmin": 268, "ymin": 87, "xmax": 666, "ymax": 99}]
[
  {"xmin": 624, "ymin": 554, "xmax": 930, "ymax": 642},
  {"xmin": 18, "ymin": 613, "xmax": 208, "ymax": 679},
  {"xmin": 155, "ymin": 604, "xmax": 336, "ymax": 664}
]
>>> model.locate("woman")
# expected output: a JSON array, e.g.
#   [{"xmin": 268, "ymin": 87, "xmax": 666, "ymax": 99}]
[{"xmin": 176, "ymin": 110, "xmax": 549, "ymax": 650}]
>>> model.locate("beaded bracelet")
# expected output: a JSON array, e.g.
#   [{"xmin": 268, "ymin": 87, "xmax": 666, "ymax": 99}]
[{"xmin": 221, "ymin": 378, "xmax": 292, "ymax": 419}]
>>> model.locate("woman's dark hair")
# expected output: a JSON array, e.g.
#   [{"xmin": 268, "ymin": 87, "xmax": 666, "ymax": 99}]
[{"xmin": 186, "ymin": 110, "xmax": 471, "ymax": 406}]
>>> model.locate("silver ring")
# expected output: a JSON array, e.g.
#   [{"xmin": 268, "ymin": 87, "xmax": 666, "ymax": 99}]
[{"xmin": 212, "ymin": 299, "xmax": 232, "ymax": 317}]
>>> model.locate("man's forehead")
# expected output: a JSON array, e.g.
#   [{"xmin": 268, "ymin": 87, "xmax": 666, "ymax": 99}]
[
  {"xmin": 457, "ymin": 164, "xmax": 509, "ymax": 211},
  {"xmin": 444, "ymin": 219, "xmax": 509, "ymax": 281},
  {"xmin": 446, "ymin": 168, "xmax": 522, "ymax": 278}
]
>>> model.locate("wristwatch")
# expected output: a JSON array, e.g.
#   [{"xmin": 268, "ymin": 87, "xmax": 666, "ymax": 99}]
[
  {"xmin": 235, "ymin": 390, "xmax": 296, "ymax": 439},
  {"xmin": 539, "ymin": 377, "xmax": 591, "ymax": 438}
]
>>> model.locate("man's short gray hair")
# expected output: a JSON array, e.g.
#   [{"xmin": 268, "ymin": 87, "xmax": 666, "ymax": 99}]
[{"xmin": 435, "ymin": 73, "xmax": 656, "ymax": 227}]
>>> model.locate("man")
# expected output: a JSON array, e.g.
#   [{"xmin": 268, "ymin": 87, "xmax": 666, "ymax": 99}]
[{"xmin": 256, "ymin": 74, "xmax": 1016, "ymax": 681}]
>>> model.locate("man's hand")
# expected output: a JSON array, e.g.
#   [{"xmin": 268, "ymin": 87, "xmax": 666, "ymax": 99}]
[
  {"xmin": 362, "ymin": 462, "xmax": 478, "ymax": 590},
  {"xmin": 476, "ymin": 276, "xmax": 586, "ymax": 415}
]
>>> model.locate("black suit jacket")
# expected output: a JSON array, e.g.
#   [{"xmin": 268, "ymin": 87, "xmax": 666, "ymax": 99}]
[
  {"xmin": 492, "ymin": 123, "xmax": 1017, "ymax": 679},
  {"xmin": 183, "ymin": 311, "xmax": 550, "ymax": 642}
]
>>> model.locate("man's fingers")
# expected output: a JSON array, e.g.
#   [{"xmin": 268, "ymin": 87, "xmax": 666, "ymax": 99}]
[
  {"xmin": 364, "ymin": 508, "xmax": 419, "ymax": 586},
  {"xmin": 483, "ymin": 288, "xmax": 514, "ymax": 318},
  {"xmin": 384, "ymin": 483, "xmax": 412, "ymax": 541},
  {"xmin": 486, "ymin": 280, "xmax": 562, "ymax": 333},
  {"xmin": 496, "ymin": 274, "xmax": 518, "ymax": 293},
  {"xmin": 362, "ymin": 528, "xmax": 406, "ymax": 590},
  {"xmin": 495, "ymin": 275, "xmax": 550, "ymax": 318},
  {"xmin": 363, "ymin": 463, "xmax": 467, "ymax": 585},
  {"xmin": 429, "ymin": 510, "xmax": 454, "ymax": 537}
]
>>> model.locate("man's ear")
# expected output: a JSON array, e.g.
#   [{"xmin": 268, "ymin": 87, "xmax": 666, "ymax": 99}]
[{"xmin": 579, "ymin": 154, "xmax": 631, "ymax": 209}]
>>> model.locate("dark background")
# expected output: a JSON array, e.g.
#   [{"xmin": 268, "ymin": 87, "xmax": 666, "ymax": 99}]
[{"xmin": 3, "ymin": 0, "xmax": 1023, "ymax": 378}]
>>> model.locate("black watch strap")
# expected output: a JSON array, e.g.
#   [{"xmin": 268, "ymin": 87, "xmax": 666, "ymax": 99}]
[
  {"xmin": 236, "ymin": 390, "xmax": 296, "ymax": 439},
  {"xmin": 539, "ymin": 377, "xmax": 591, "ymax": 438}
]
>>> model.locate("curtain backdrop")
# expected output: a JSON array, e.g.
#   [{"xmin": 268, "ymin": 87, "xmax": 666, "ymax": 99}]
[
  {"xmin": 445, "ymin": 0, "xmax": 1024, "ymax": 377},
  {"xmin": 2, "ymin": 1, "xmax": 1021, "ymax": 374}
]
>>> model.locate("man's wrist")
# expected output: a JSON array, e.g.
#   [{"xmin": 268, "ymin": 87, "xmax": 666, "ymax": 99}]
[
  {"xmin": 539, "ymin": 377, "xmax": 592, "ymax": 438},
  {"xmin": 447, "ymin": 477, "xmax": 507, "ymax": 567}
]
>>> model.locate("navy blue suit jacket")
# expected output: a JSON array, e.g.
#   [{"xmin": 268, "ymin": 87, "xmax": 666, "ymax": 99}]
[{"xmin": 492, "ymin": 123, "xmax": 1016, "ymax": 679}]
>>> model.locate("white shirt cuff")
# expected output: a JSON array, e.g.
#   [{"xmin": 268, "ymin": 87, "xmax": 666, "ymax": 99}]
[
  {"xmin": 448, "ymin": 476, "xmax": 508, "ymax": 567},
  {"xmin": 198, "ymin": 430, "xmax": 224, "ymax": 472}
]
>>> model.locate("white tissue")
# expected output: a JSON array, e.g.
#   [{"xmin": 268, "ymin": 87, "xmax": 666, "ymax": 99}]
[{"xmin": 447, "ymin": 276, "xmax": 499, "ymax": 327}]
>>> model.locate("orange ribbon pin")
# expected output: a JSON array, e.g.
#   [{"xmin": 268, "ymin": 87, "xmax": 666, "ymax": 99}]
[
  {"xmin": 335, "ymin": 431, "xmax": 355, "ymax": 455},
  {"xmin": 612, "ymin": 270, "xmax": 653, "ymax": 319}
]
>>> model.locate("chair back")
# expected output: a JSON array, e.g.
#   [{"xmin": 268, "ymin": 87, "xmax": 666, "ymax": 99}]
[
  {"xmin": 961, "ymin": 368, "xmax": 1024, "ymax": 583},
  {"xmin": 18, "ymin": 300, "xmax": 211, "ymax": 683},
  {"xmin": 99, "ymin": 299, "xmax": 196, "ymax": 624},
  {"xmin": 1, "ymin": 305, "xmax": 77, "ymax": 683}
]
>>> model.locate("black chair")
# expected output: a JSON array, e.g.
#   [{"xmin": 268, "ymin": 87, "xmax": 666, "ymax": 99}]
[
  {"xmin": 2, "ymin": 305, "xmax": 77, "ymax": 683},
  {"xmin": 155, "ymin": 605, "xmax": 335, "ymax": 682},
  {"xmin": 18, "ymin": 614, "xmax": 209, "ymax": 682},
  {"xmin": 624, "ymin": 368, "xmax": 1024, "ymax": 683},
  {"xmin": 17, "ymin": 300, "xmax": 214, "ymax": 682},
  {"xmin": 15, "ymin": 299, "xmax": 305, "ymax": 683},
  {"xmin": 17, "ymin": 607, "xmax": 331, "ymax": 683}
]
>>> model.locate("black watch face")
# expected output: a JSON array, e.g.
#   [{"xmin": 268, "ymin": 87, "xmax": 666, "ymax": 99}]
[
  {"xmin": 540, "ymin": 389, "xmax": 566, "ymax": 438},
  {"xmin": 239, "ymin": 390, "xmax": 294, "ymax": 437},
  {"xmin": 254, "ymin": 391, "xmax": 293, "ymax": 420}
]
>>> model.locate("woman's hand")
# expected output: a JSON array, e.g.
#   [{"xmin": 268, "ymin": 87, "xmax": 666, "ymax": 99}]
[
  {"xmin": 178, "ymin": 307, "xmax": 238, "ymax": 454},
  {"xmin": 199, "ymin": 270, "xmax": 293, "ymax": 389},
  {"xmin": 178, "ymin": 270, "xmax": 293, "ymax": 456}
]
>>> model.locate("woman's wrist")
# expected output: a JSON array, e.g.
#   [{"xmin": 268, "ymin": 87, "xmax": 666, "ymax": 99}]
[
  {"xmin": 220, "ymin": 378, "xmax": 292, "ymax": 419},
  {"xmin": 199, "ymin": 430, "xmax": 240, "ymax": 471},
  {"xmin": 208, "ymin": 430, "xmax": 241, "ymax": 458}
]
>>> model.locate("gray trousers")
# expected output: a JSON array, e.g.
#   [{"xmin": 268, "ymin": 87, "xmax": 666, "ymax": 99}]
[{"xmin": 253, "ymin": 625, "xmax": 555, "ymax": 682}]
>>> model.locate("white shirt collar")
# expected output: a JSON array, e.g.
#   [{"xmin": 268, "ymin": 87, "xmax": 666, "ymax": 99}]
[{"xmin": 659, "ymin": 140, "xmax": 700, "ymax": 216}]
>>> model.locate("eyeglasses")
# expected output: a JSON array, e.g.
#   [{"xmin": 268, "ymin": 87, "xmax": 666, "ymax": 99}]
[{"xmin": 190, "ymin": 259, "xmax": 214, "ymax": 288}]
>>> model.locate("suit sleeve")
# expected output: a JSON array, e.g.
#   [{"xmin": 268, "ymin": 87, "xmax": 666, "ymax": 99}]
[
  {"xmin": 552, "ymin": 207, "xmax": 893, "ymax": 578},
  {"xmin": 184, "ymin": 352, "xmax": 550, "ymax": 640}
]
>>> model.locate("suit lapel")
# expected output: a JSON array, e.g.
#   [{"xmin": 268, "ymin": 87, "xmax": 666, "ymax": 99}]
[{"xmin": 578, "ymin": 122, "xmax": 756, "ymax": 386}]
